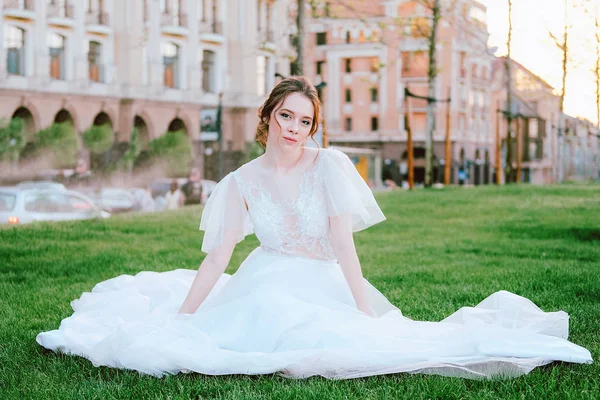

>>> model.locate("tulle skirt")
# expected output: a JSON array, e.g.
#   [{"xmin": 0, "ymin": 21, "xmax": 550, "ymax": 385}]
[{"xmin": 37, "ymin": 247, "xmax": 593, "ymax": 379}]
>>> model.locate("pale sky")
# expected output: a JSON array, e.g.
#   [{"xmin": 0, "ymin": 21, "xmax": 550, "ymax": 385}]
[{"xmin": 479, "ymin": 0, "xmax": 598, "ymax": 125}]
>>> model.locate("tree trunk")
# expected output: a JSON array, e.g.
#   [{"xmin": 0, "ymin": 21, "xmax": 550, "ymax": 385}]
[
  {"xmin": 504, "ymin": 0, "xmax": 514, "ymax": 183},
  {"xmin": 295, "ymin": 0, "xmax": 305, "ymax": 75},
  {"xmin": 560, "ymin": 0, "xmax": 568, "ymax": 114},
  {"xmin": 594, "ymin": 5, "xmax": 600, "ymax": 128},
  {"xmin": 424, "ymin": 0, "xmax": 440, "ymax": 188}
]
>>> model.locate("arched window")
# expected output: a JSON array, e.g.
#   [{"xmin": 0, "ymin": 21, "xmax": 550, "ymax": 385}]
[
  {"xmin": 162, "ymin": 42, "xmax": 179, "ymax": 88},
  {"xmin": 48, "ymin": 32, "xmax": 66, "ymax": 80},
  {"xmin": 4, "ymin": 25, "xmax": 25, "ymax": 76}
]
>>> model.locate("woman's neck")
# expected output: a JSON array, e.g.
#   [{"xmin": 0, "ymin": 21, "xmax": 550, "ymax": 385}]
[{"xmin": 261, "ymin": 145, "xmax": 305, "ymax": 175}]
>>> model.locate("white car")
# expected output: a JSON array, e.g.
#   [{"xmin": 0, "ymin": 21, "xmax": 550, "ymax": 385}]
[{"xmin": 0, "ymin": 185, "xmax": 110, "ymax": 225}]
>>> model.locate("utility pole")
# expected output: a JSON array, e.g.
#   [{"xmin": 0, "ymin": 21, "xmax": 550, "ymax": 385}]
[
  {"xmin": 294, "ymin": 0, "xmax": 305, "ymax": 75},
  {"xmin": 217, "ymin": 92, "xmax": 223, "ymax": 180},
  {"xmin": 444, "ymin": 88, "xmax": 452, "ymax": 185},
  {"xmin": 504, "ymin": 0, "xmax": 514, "ymax": 183},
  {"xmin": 405, "ymin": 87, "xmax": 414, "ymax": 190},
  {"xmin": 495, "ymin": 101, "xmax": 502, "ymax": 184},
  {"xmin": 516, "ymin": 113, "xmax": 522, "ymax": 182}
]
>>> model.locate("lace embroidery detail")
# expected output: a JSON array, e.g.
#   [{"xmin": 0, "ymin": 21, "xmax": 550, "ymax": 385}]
[{"xmin": 232, "ymin": 152, "xmax": 335, "ymax": 261}]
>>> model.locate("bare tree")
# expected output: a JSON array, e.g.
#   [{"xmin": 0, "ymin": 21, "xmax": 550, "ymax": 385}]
[
  {"xmin": 423, "ymin": 0, "xmax": 441, "ymax": 188},
  {"xmin": 293, "ymin": 0, "xmax": 306, "ymax": 75},
  {"xmin": 595, "ymin": 4, "xmax": 600, "ymax": 127},
  {"xmin": 549, "ymin": 0, "xmax": 570, "ymax": 114},
  {"xmin": 504, "ymin": 0, "xmax": 514, "ymax": 183},
  {"xmin": 405, "ymin": 1, "xmax": 450, "ymax": 187}
]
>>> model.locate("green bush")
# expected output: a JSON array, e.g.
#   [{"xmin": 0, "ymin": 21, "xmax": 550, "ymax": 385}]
[
  {"xmin": 0, "ymin": 117, "xmax": 25, "ymax": 162},
  {"xmin": 117, "ymin": 128, "xmax": 142, "ymax": 174},
  {"xmin": 243, "ymin": 140, "xmax": 265, "ymax": 163},
  {"xmin": 83, "ymin": 123, "xmax": 114, "ymax": 154},
  {"xmin": 147, "ymin": 130, "xmax": 193, "ymax": 177},
  {"xmin": 35, "ymin": 122, "xmax": 78, "ymax": 168}
]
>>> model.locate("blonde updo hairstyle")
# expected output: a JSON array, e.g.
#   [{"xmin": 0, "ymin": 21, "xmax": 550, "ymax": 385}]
[{"xmin": 255, "ymin": 76, "xmax": 322, "ymax": 148}]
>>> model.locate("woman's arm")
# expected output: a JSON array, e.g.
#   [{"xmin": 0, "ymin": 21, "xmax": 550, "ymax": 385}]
[
  {"xmin": 178, "ymin": 237, "xmax": 237, "ymax": 314},
  {"xmin": 329, "ymin": 214, "xmax": 374, "ymax": 317}
]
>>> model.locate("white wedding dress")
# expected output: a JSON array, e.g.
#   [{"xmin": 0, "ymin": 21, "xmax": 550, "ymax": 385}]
[{"xmin": 37, "ymin": 148, "xmax": 592, "ymax": 379}]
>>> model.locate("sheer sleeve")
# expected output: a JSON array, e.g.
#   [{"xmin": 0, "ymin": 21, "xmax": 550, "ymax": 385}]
[
  {"xmin": 322, "ymin": 149, "xmax": 386, "ymax": 232},
  {"xmin": 199, "ymin": 172, "xmax": 253, "ymax": 253}
]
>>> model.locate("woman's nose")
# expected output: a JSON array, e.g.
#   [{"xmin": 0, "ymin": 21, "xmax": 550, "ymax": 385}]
[{"xmin": 289, "ymin": 119, "xmax": 299, "ymax": 133}]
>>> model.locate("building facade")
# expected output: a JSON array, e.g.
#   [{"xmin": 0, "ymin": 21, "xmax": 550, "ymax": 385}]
[
  {"xmin": 0, "ymin": 0, "xmax": 292, "ymax": 179},
  {"xmin": 303, "ymin": 0, "xmax": 495, "ymax": 186}
]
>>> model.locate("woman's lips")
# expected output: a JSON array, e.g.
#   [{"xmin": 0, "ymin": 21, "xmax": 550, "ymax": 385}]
[{"xmin": 283, "ymin": 137, "xmax": 297, "ymax": 143}]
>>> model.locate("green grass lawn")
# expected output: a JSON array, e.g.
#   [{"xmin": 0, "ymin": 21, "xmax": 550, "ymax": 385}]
[{"xmin": 1, "ymin": 184, "xmax": 599, "ymax": 399}]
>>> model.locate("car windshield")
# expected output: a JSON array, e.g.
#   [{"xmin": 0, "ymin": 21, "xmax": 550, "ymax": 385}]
[
  {"xmin": 0, "ymin": 192, "xmax": 16, "ymax": 211},
  {"xmin": 24, "ymin": 191, "xmax": 95, "ymax": 213}
]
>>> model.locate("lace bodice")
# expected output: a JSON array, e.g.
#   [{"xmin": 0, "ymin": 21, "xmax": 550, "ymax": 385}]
[
  {"xmin": 233, "ymin": 149, "xmax": 334, "ymax": 260},
  {"xmin": 199, "ymin": 148, "xmax": 386, "ymax": 261}
]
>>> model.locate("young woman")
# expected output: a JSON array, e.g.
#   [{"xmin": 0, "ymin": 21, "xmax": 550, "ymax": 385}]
[
  {"xmin": 165, "ymin": 180, "xmax": 184, "ymax": 210},
  {"xmin": 37, "ymin": 77, "xmax": 592, "ymax": 379}
]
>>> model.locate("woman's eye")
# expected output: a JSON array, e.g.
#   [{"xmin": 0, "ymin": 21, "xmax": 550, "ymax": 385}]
[
  {"xmin": 280, "ymin": 113, "xmax": 290, "ymax": 119},
  {"xmin": 302, "ymin": 121, "xmax": 311, "ymax": 126}
]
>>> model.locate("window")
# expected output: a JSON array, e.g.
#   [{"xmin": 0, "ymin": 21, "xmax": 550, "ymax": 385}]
[
  {"xmin": 345, "ymin": 117, "xmax": 352, "ymax": 131},
  {"xmin": 24, "ymin": 192, "xmax": 94, "ymax": 214},
  {"xmin": 316, "ymin": 61, "xmax": 324, "ymax": 75},
  {"xmin": 48, "ymin": 0, "xmax": 70, "ymax": 18},
  {"xmin": 370, "ymin": 57, "xmax": 379, "ymax": 72},
  {"xmin": 345, "ymin": 89, "xmax": 351, "ymax": 103},
  {"xmin": 371, "ymin": 116, "xmax": 378, "ymax": 131},
  {"xmin": 257, "ymin": 55, "xmax": 267, "ymax": 96},
  {"xmin": 48, "ymin": 32, "xmax": 66, "ymax": 80},
  {"xmin": 4, "ymin": 25, "xmax": 25, "ymax": 76},
  {"xmin": 198, "ymin": 0, "xmax": 205, "ymax": 21},
  {"xmin": 316, "ymin": 32, "xmax": 327, "ymax": 45},
  {"xmin": 401, "ymin": 52, "xmax": 411, "ymax": 72},
  {"xmin": 87, "ymin": 41, "xmax": 102, "ymax": 82},
  {"xmin": 202, "ymin": 49, "xmax": 216, "ymax": 93},
  {"xmin": 345, "ymin": 31, "xmax": 351, "ymax": 43},
  {"xmin": 370, "ymin": 87, "xmax": 378, "ymax": 102},
  {"xmin": 345, "ymin": 58, "xmax": 351, "ymax": 73},
  {"xmin": 162, "ymin": 42, "xmax": 179, "ymax": 88},
  {"xmin": 85, "ymin": 0, "xmax": 104, "ymax": 12},
  {"xmin": 0, "ymin": 193, "xmax": 16, "ymax": 212}
]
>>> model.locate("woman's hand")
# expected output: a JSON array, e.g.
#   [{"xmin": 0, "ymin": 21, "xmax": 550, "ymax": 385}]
[{"xmin": 177, "ymin": 239, "xmax": 236, "ymax": 314}]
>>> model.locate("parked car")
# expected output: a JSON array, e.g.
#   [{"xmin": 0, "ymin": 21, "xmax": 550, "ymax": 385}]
[
  {"xmin": 0, "ymin": 186, "xmax": 110, "ymax": 225},
  {"xmin": 78, "ymin": 187, "xmax": 136, "ymax": 214}
]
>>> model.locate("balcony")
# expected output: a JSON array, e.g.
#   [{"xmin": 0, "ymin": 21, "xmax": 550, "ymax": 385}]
[
  {"xmin": 3, "ymin": 0, "xmax": 35, "ymax": 19},
  {"xmin": 85, "ymin": 11, "xmax": 111, "ymax": 34},
  {"xmin": 200, "ymin": 20, "xmax": 223, "ymax": 34},
  {"xmin": 47, "ymin": 3, "xmax": 74, "ymax": 27},
  {"xmin": 258, "ymin": 29, "xmax": 276, "ymax": 51},
  {"xmin": 199, "ymin": 21, "xmax": 224, "ymax": 43},
  {"xmin": 86, "ymin": 11, "xmax": 110, "ymax": 26},
  {"xmin": 161, "ymin": 12, "xmax": 188, "ymax": 35},
  {"xmin": 258, "ymin": 29, "xmax": 275, "ymax": 43}
]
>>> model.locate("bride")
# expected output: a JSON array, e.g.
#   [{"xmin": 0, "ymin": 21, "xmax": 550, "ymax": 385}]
[{"xmin": 37, "ymin": 77, "xmax": 592, "ymax": 379}]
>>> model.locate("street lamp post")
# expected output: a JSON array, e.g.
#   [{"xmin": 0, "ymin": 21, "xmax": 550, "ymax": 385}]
[{"xmin": 217, "ymin": 92, "xmax": 223, "ymax": 180}]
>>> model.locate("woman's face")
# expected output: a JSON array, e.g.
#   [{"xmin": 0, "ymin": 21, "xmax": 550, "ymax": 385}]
[{"xmin": 267, "ymin": 92, "xmax": 315, "ymax": 150}]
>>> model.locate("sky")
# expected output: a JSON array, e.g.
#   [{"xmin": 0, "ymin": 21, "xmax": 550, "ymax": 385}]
[{"xmin": 479, "ymin": 0, "xmax": 598, "ymax": 125}]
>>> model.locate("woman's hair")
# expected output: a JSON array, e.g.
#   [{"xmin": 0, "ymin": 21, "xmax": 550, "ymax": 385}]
[
  {"xmin": 170, "ymin": 180, "xmax": 178, "ymax": 193},
  {"xmin": 255, "ymin": 76, "xmax": 321, "ymax": 148}
]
